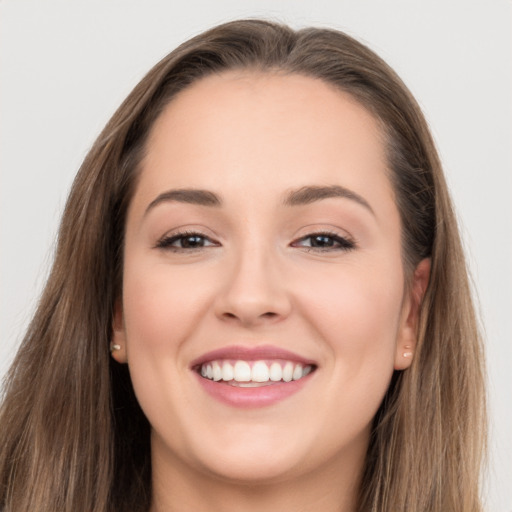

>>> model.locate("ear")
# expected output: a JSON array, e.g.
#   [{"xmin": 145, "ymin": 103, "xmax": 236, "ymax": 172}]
[
  {"xmin": 394, "ymin": 258, "xmax": 431, "ymax": 370},
  {"xmin": 110, "ymin": 299, "xmax": 128, "ymax": 364}
]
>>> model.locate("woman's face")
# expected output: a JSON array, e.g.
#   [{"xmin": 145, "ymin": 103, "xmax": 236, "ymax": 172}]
[{"xmin": 113, "ymin": 72, "xmax": 425, "ymax": 485}]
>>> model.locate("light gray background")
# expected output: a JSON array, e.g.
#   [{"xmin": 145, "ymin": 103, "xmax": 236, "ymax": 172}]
[{"xmin": 1, "ymin": 1, "xmax": 510, "ymax": 510}]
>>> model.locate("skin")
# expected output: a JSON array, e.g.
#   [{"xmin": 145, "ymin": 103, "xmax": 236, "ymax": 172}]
[{"xmin": 112, "ymin": 72, "xmax": 430, "ymax": 512}]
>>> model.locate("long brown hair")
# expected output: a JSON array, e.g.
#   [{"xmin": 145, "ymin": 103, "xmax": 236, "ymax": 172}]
[{"xmin": 0, "ymin": 19, "xmax": 486, "ymax": 511}]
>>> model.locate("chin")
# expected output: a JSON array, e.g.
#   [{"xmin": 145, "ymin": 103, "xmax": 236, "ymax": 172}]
[
  {"xmin": 153, "ymin": 421, "xmax": 318, "ymax": 485},
  {"xmin": 196, "ymin": 446, "xmax": 310, "ymax": 485}
]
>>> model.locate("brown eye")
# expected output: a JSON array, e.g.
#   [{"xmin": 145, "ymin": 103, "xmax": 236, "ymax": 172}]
[
  {"xmin": 179, "ymin": 235, "xmax": 207, "ymax": 248},
  {"xmin": 310, "ymin": 235, "xmax": 336, "ymax": 248},
  {"xmin": 156, "ymin": 232, "xmax": 218, "ymax": 251},
  {"xmin": 293, "ymin": 232, "xmax": 355, "ymax": 252}
]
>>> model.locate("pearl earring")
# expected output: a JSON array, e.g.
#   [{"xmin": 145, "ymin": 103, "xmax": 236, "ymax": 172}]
[{"xmin": 403, "ymin": 345, "xmax": 413, "ymax": 358}]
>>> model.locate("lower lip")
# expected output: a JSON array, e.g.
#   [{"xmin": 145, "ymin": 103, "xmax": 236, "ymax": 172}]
[{"xmin": 194, "ymin": 372, "xmax": 313, "ymax": 408}]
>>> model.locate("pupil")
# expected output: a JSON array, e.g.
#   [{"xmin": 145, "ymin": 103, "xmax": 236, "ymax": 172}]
[
  {"xmin": 312, "ymin": 235, "xmax": 333, "ymax": 247},
  {"xmin": 183, "ymin": 236, "xmax": 203, "ymax": 248}
]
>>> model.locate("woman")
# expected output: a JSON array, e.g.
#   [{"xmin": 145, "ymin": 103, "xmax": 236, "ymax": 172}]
[{"xmin": 0, "ymin": 19, "xmax": 486, "ymax": 512}]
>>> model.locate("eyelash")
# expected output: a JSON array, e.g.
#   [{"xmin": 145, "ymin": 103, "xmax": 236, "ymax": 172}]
[
  {"xmin": 291, "ymin": 231, "xmax": 355, "ymax": 252},
  {"xmin": 155, "ymin": 230, "xmax": 355, "ymax": 253},
  {"xmin": 155, "ymin": 230, "xmax": 218, "ymax": 252}
]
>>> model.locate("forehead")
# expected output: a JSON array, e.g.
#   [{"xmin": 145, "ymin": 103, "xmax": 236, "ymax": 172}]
[
  {"xmin": 136, "ymin": 71, "xmax": 393, "ymax": 214},
  {"xmin": 147, "ymin": 70, "xmax": 386, "ymax": 157}
]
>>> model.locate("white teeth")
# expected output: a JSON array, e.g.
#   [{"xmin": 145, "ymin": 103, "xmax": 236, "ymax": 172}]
[
  {"xmin": 233, "ymin": 361, "xmax": 251, "ymax": 382},
  {"xmin": 269, "ymin": 362, "xmax": 282, "ymax": 381},
  {"xmin": 221, "ymin": 362, "xmax": 234, "ymax": 381},
  {"xmin": 212, "ymin": 362, "xmax": 222, "ymax": 382},
  {"xmin": 251, "ymin": 361, "xmax": 270, "ymax": 382},
  {"xmin": 199, "ymin": 359, "xmax": 314, "ymax": 384},
  {"xmin": 282, "ymin": 362, "xmax": 293, "ymax": 382},
  {"xmin": 292, "ymin": 364, "xmax": 303, "ymax": 381}
]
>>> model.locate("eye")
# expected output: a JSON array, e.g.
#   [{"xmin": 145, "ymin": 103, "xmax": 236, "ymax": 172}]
[
  {"xmin": 155, "ymin": 231, "xmax": 219, "ymax": 251},
  {"xmin": 292, "ymin": 232, "xmax": 355, "ymax": 252}
]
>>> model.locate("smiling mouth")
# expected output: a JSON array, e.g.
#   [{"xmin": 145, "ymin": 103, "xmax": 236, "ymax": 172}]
[{"xmin": 196, "ymin": 359, "xmax": 316, "ymax": 387}]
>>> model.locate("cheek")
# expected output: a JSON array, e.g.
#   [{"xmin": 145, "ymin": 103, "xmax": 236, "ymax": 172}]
[
  {"xmin": 296, "ymin": 259, "xmax": 404, "ymax": 376},
  {"xmin": 119, "ymin": 258, "xmax": 218, "ymax": 436},
  {"xmin": 122, "ymin": 258, "xmax": 213, "ymax": 355},
  {"xmin": 273, "ymin": 258, "xmax": 406, "ymax": 459}
]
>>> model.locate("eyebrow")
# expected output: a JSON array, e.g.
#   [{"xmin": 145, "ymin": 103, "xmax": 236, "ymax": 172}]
[
  {"xmin": 145, "ymin": 189, "xmax": 222, "ymax": 215},
  {"xmin": 283, "ymin": 185, "xmax": 374, "ymax": 215},
  {"xmin": 144, "ymin": 184, "xmax": 374, "ymax": 216}
]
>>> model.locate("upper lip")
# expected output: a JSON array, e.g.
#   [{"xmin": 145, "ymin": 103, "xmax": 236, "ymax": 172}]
[{"xmin": 190, "ymin": 345, "xmax": 317, "ymax": 369}]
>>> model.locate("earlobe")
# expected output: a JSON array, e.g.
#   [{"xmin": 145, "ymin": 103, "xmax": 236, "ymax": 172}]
[
  {"xmin": 111, "ymin": 300, "xmax": 128, "ymax": 364},
  {"xmin": 394, "ymin": 258, "xmax": 431, "ymax": 370}
]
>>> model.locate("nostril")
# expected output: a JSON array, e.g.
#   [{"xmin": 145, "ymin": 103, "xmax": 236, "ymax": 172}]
[{"xmin": 220, "ymin": 310, "xmax": 280, "ymax": 324}]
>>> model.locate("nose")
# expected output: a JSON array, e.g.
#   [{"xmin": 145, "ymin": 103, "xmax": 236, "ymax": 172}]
[{"xmin": 214, "ymin": 244, "xmax": 292, "ymax": 327}]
